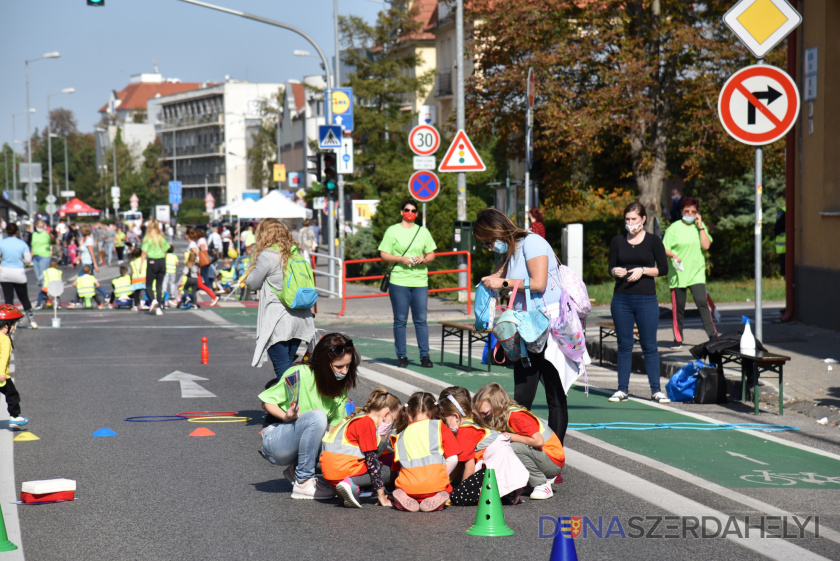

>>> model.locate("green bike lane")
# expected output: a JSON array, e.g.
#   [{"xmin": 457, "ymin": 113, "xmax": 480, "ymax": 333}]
[{"xmin": 212, "ymin": 308, "xmax": 840, "ymax": 491}]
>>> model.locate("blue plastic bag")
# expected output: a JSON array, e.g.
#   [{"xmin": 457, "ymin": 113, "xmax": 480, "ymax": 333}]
[
  {"xmin": 474, "ymin": 284, "xmax": 497, "ymax": 330},
  {"xmin": 666, "ymin": 359, "xmax": 714, "ymax": 402}
]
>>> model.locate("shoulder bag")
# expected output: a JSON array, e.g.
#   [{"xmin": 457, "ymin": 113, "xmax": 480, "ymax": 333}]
[{"xmin": 380, "ymin": 226, "xmax": 422, "ymax": 293}]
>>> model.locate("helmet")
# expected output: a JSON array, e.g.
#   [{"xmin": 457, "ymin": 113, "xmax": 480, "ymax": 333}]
[
  {"xmin": 227, "ymin": 249, "xmax": 238, "ymax": 259},
  {"xmin": 0, "ymin": 304, "xmax": 24, "ymax": 321}
]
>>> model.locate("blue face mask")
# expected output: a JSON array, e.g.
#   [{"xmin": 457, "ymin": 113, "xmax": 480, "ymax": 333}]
[
  {"xmin": 492, "ymin": 240, "xmax": 508, "ymax": 254},
  {"xmin": 682, "ymin": 215, "xmax": 696, "ymax": 224}
]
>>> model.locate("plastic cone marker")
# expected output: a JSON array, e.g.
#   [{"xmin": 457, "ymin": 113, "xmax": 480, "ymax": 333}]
[
  {"xmin": 549, "ymin": 517, "xmax": 579, "ymax": 561},
  {"xmin": 0, "ymin": 503, "xmax": 18, "ymax": 552},
  {"xmin": 13, "ymin": 432, "xmax": 40, "ymax": 441},
  {"xmin": 201, "ymin": 337, "xmax": 209, "ymax": 365},
  {"xmin": 466, "ymin": 468, "xmax": 514, "ymax": 537},
  {"xmin": 91, "ymin": 428, "xmax": 118, "ymax": 437},
  {"xmin": 189, "ymin": 427, "xmax": 215, "ymax": 437}
]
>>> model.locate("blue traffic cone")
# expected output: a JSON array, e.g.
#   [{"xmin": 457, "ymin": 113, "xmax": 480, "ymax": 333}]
[{"xmin": 549, "ymin": 517, "xmax": 578, "ymax": 560}]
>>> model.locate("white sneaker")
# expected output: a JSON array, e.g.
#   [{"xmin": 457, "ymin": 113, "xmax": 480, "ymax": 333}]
[
  {"xmin": 652, "ymin": 392, "xmax": 671, "ymax": 404},
  {"xmin": 335, "ymin": 477, "xmax": 362, "ymax": 508},
  {"xmin": 608, "ymin": 390, "xmax": 628, "ymax": 402},
  {"xmin": 149, "ymin": 300, "xmax": 159, "ymax": 314},
  {"xmin": 291, "ymin": 478, "xmax": 335, "ymax": 500},
  {"xmin": 529, "ymin": 483, "xmax": 554, "ymax": 500},
  {"xmin": 28, "ymin": 320, "xmax": 38, "ymax": 330},
  {"xmin": 155, "ymin": 308, "xmax": 163, "ymax": 316}
]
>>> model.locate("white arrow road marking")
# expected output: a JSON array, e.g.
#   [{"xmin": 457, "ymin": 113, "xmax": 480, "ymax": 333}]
[
  {"xmin": 159, "ymin": 370, "xmax": 217, "ymax": 398},
  {"xmin": 726, "ymin": 451, "xmax": 769, "ymax": 465}
]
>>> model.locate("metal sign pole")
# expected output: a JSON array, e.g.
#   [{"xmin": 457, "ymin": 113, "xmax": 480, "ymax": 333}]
[
  {"xmin": 422, "ymin": 202, "xmax": 426, "ymax": 228},
  {"xmin": 328, "ymin": 198, "xmax": 336, "ymax": 296},
  {"xmin": 455, "ymin": 0, "xmax": 467, "ymax": 300},
  {"xmin": 524, "ymin": 107, "xmax": 531, "ymax": 228},
  {"xmin": 755, "ymin": 146, "xmax": 763, "ymax": 341}
]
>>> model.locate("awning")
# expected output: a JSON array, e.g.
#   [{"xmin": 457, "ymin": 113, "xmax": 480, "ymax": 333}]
[{"xmin": 59, "ymin": 198, "xmax": 101, "ymax": 218}]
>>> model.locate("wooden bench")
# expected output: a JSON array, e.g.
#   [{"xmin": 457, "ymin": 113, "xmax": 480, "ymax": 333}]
[
  {"xmin": 718, "ymin": 349, "xmax": 791, "ymax": 415},
  {"xmin": 598, "ymin": 321, "xmax": 640, "ymax": 367},
  {"xmin": 439, "ymin": 322, "xmax": 493, "ymax": 372}
]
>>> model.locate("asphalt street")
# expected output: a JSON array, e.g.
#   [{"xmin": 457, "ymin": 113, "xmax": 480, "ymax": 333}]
[{"xmin": 1, "ymin": 257, "xmax": 839, "ymax": 561}]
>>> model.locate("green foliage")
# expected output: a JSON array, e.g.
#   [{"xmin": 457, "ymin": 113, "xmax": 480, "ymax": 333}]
[
  {"xmin": 178, "ymin": 198, "xmax": 207, "ymax": 226},
  {"xmin": 343, "ymin": 225, "xmax": 381, "ymax": 278},
  {"xmin": 246, "ymin": 88, "xmax": 284, "ymax": 192}
]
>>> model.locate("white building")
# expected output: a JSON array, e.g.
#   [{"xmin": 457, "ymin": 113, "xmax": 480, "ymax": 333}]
[
  {"xmin": 147, "ymin": 79, "xmax": 285, "ymax": 205},
  {"xmin": 277, "ymin": 75, "xmax": 326, "ymax": 189}
]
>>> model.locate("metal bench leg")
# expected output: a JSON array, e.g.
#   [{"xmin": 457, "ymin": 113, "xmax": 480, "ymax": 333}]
[
  {"xmin": 753, "ymin": 362, "xmax": 760, "ymax": 415},
  {"xmin": 486, "ymin": 335, "xmax": 492, "ymax": 373},
  {"xmin": 599, "ymin": 327, "xmax": 604, "ymax": 367},
  {"xmin": 440, "ymin": 327, "xmax": 445, "ymax": 365},
  {"xmin": 741, "ymin": 363, "xmax": 747, "ymax": 402},
  {"xmin": 779, "ymin": 366, "xmax": 784, "ymax": 416},
  {"xmin": 467, "ymin": 333, "xmax": 473, "ymax": 372},
  {"xmin": 459, "ymin": 330, "xmax": 464, "ymax": 366}
]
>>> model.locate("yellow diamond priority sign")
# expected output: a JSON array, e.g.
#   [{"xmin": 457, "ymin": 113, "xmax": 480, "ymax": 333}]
[{"xmin": 724, "ymin": 0, "xmax": 802, "ymax": 59}]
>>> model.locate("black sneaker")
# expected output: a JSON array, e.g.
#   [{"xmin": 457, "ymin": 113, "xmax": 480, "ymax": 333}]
[
  {"xmin": 420, "ymin": 357, "xmax": 433, "ymax": 368},
  {"xmin": 670, "ymin": 342, "xmax": 683, "ymax": 350},
  {"xmin": 397, "ymin": 357, "xmax": 408, "ymax": 368}
]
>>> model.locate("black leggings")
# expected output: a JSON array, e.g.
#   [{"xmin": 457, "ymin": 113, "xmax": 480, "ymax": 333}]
[
  {"xmin": 513, "ymin": 348, "xmax": 569, "ymax": 445},
  {"xmin": 1, "ymin": 282, "xmax": 32, "ymax": 312},
  {"xmin": 146, "ymin": 258, "xmax": 166, "ymax": 304}
]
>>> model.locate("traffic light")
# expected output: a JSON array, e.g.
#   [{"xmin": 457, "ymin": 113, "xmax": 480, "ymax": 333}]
[
  {"xmin": 323, "ymin": 151, "xmax": 337, "ymax": 194},
  {"xmin": 87, "ymin": 0, "xmax": 105, "ymax": 5},
  {"xmin": 306, "ymin": 152, "xmax": 322, "ymax": 183}
]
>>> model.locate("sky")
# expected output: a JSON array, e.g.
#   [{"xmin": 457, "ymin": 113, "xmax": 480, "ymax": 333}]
[{"xmin": 0, "ymin": 0, "xmax": 383, "ymax": 147}]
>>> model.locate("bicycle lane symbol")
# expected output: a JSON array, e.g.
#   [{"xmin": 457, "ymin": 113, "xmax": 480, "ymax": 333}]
[{"xmin": 740, "ymin": 470, "xmax": 840, "ymax": 487}]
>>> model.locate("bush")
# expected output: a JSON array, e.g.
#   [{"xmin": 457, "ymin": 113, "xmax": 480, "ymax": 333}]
[
  {"xmin": 708, "ymin": 224, "xmax": 778, "ymax": 280},
  {"xmin": 344, "ymin": 226, "xmax": 381, "ymax": 279}
]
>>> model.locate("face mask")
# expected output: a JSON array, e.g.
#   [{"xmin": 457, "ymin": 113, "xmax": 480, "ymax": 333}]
[
  {"xmin": 402, "ymin": 211, "xmax": 417, "ymax": 223},
  {"xmin": 377, "ymin": 422, "xmax": 393, "ymax": 436},
  {"xmin": 36, "ymin": 228, "xmax": 44, "ymax": 233},
  {"xmin": 682, "ymin": 215, "xmax": 696, "ymax": 224},
  {"xmin": 492, "ymin": 240, "xmax": 508, "ymax": 254},
  {"xmin": 625, "ymin": 222, "xmax": 644, "ymax": 235},
  {"xmin": 333, "ymin": 370, "xmax": 347, "ymax": 381}
]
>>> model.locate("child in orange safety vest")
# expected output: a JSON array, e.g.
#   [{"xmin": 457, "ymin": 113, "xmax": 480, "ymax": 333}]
[
  {"xmin": 319, "ymin": 387, "xmax": 401, "ymax": 508},
  {"xmin": 391, "ymin": 391, "xmax": 461, "ymax": 513},
  {"xmin": 473, "ymin": 382, "xmax": 564, "ymax": 501}
]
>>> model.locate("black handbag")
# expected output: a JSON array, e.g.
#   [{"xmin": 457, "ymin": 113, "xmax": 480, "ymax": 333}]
[
  {"xmin": 694, "ymin": 366, "xmax": 728, "ymax": 404},
  {"xmin": 380, "ymin": 226, "xmax": 422, "ymax": 293}
]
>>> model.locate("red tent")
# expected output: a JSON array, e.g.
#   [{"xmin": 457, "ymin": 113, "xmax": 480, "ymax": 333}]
[{"xmin": 58, "ymin": 198, "xmax": 101, "ymax": 218}]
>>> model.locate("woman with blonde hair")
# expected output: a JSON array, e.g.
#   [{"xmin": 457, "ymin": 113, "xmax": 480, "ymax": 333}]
[
  {"xmin": 141, "ymin": 219, "xmax": 171, "ymax": 315},
  {"xmin": 246, "ymin": 218, "xmax": 316, "ymax": 380}
]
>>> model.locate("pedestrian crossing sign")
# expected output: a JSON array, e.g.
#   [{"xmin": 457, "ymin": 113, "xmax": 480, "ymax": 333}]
[
  {"xmin": 438, "ymin": 129, "xmax": 486, "ymax": 172},
  {"xmin": 319, "ymin": 125, "xmax": 342, "ymax": 149}
]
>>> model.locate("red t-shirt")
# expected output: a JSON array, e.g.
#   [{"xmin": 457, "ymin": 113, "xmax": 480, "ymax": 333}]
[
  {"xmin": 344, "ymin": 416, "xmax": 379, "ymax": 477},
  {"xmin": 508, "ymin": 411, "xmax": 563, "ymax": 467},
  {"xmin": 456, "ymin": 425, "xmax": 487, "ymax": 462}
]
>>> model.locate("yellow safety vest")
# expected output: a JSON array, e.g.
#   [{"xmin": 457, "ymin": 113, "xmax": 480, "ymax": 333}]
[
  {"xmin": 131, "ymin": 258, "xmax": 147, "ymax": 287},
  {"xmin": 320, "ymin": 415, "xmax": 380, "ymax": 484},
  {"xmin": 394, "ymin": 419, "xmax": 449, "ymax": 496},
  {"xmin": 114, "ymin": 231, "xmax": 126, "ymax": 248},
  {"xmin": 166, "ymin": 253, "xmax": 178, "ymax": 274},
  {"xmin": 219, "ymin": 268, "xmax": 235, "ymax": 284},
  {"xmin": 76, "ymin": 275, "xmax": 97, "ymax": 298},
  {"xmin": 112, "ymin": 275, "xmax": 133, "ymax": 299},
  {"xmin": 507, "ymin": 405, "xmax": 565, "ymax": 465},
  {"xmin": 42, "ymin": 268, "xmax": 63, "ymax": 293}
]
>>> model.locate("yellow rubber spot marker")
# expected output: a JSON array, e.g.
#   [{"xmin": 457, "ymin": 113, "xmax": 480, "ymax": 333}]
[{"xmin": 13, "ymin": 432, "xmax": 40, "ymax": 441}]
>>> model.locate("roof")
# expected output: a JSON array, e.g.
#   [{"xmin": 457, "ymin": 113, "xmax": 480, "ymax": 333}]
[
  {"xmin": 98, "ymin": 82, "xmax": 205, "ymax": 113},
  {"xmin": 402, "ymin": 0, "xmax": 438, "ymax": 42},
  {"xmin": 292, "ymin": 83, "xmax": 306, "ymax": 113}
]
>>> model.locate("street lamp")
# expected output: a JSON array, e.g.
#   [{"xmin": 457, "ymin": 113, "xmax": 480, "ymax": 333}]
[
  {"xmin": 25, "ymin": 51, "xmax": 60, "ymax": 216},
  {"xmin": 11, "ymin": 109, "xmax": 36, "ymax": 196},
  {"xmin": 47, "ymin": 87, "xmax": 75, "ymax": 204}
]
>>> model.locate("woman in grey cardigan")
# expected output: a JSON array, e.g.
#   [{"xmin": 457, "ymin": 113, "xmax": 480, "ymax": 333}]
[{"xmin": 246, "ymin": 218, "xmax": 316, "ymax": 379}]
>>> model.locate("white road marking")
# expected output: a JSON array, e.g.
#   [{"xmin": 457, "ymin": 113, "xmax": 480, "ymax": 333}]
[
  {"xmin": 158, "ymin": 370, "xmax": 217, "ymax": 398},
  {"xmin": 726, "ymin": 451, "xmax": 770, "ymax": 465},
  {"xmin": 356, "ymin": 365, "xmax": 423, "ymax": 397},
  {"xmin": 566, "ymin": 446, "xmax": 833, "ymax": 560}
]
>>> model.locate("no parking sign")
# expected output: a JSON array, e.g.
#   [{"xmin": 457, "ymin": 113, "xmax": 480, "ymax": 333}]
[{"xmin": 407, "ymin": 171, "xmax": 441, "ymax": 203}]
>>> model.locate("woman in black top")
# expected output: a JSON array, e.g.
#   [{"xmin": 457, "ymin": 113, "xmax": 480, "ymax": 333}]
[{"xmin": 607, "ymin": 202, "xmax": 670, "ymax": 403}]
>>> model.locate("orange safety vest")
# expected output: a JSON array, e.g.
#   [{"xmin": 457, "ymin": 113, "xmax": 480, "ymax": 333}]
[
  {"xmin": 506, "ymin": 405, "xmax": 565, "ymax": 466},
  {"xmin": 394, "ymin": 419, "xmax": 449, "ymax": 496},
  {"xmin": 320, "ymin": 415, "xmax": 380, "ymax": 485},
  {"xmin": 458, "ymin": 419, "xmax": 499, "ymax": 462}
]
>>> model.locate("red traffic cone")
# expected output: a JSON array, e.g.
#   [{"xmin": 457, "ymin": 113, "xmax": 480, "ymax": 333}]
[
  {"xmin": 201, "ymin": 337, "xmax": 209, "ymax": 364},
  {"xmin": 549, "ymin": 517, "xmax": 579, "ymax": 561}
]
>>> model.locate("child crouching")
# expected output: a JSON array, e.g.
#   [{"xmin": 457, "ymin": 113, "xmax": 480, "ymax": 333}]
[
  {"xmin": 320, "ymin": 387, "xmax": 401, "ymax": 508},
  {"xmin": 391, "ymin": 392, "xmax": 461, "ymax": 512}
]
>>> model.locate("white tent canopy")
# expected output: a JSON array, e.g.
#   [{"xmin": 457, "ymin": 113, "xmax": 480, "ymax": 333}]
[
  {"xmin": 246, "ymin": 190, "xmax": 307, "ymax": 219},
  {"xmin": 230, "ymin": 198, "xmax": 260, "ymax": 218}
]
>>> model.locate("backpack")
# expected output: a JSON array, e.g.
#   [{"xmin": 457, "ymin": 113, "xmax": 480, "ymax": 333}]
[
  {"xmin": 491, "ymin": 279, "xmax": 550, "ymax": 366},
  {"xmin": 556, "ymin": 260, "xmax": 591, "ymax": 319},
  {"xmin": 266, "ymin": 245, "xmax": 319, "ymax": 310},
  {"xmin": 549, "ymin": 289, "xmax": 587, "ymax": 362}
]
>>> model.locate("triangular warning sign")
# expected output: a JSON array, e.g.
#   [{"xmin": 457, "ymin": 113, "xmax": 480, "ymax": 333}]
[
  {"xmin": 439, "ymin": 129, "xmax": 486, "ymax": 172},
  {"xmin": 189, "ymin": 427, "xmax": 215, "ymax": 437},
  {"xmin": 13, "ymin": 431, "xmax": 40, "ymax": 441}
]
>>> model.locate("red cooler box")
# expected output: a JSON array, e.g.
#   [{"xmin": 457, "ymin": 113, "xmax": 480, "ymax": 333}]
[{"xmin": 20, "ymin": 478, "xmax": 76, "ymax": 503}]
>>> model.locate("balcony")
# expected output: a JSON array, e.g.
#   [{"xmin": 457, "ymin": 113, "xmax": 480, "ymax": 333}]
[{"xmin": 437, "ymin": 71, "xmax": 453, "ymax": 97}]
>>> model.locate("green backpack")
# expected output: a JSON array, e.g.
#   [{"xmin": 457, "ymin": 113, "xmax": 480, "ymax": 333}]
[{"xmin": 266, "ymin": 245, "xmax": 319, "ymax": 309}]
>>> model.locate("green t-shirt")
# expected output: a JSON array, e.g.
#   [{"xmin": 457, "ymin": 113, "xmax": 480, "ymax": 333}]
[
  {"xmin": 377, "ymin": 224, "xmax": 437, "ymax": 288},
  {"xmin": 257, "ymin": 364, "xmax": 348, "ymax": 426},
  {"xmin": 142, "ymin": 236, "xmax": 171, "ymax": 259},
  {"xmin": 662, "ymin": 221, "xmax": 713, "ymax": 288},
  {"xmin": 31, "ymin": 231, "xmax": 51, "ymax": 258}
]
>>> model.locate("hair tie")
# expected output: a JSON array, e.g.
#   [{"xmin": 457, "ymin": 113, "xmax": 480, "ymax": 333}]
[
  {"xmin": 446, "ymin": 394, "xmax": 466, "ymax": 416},
  {"xmin": 434, "ymin": 400, "xmax": 439, "ymax": 406},
  {"xmin": 403, "ymin": 403, "xmax": 408, "ymax": 408}
]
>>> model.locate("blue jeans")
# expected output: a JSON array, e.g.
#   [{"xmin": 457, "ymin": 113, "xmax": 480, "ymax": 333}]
[
  {"xmin": 266, "ymin": 338, "xmax": 302, "ymax": 380},
  {"xmin": 388, "ymin": 284, "xmax": 429, "ymax": 359},
  {"xmin": 33, "ymin": 255, "xmax": 51, "ymax": 284},
  {"xmin": 610, "ymin": 293, "xmax": 662, "ymax": 394},
  {"xmin": 261, "ymin": 409, "xmax": 329, "ymax": 482},
  {"xmin": 104, "ymin": 242, "xmax": 115, "ymax": 266}
]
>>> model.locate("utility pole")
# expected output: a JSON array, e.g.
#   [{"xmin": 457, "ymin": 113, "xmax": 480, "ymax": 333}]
[{"xmin": 334, "ymin": 0, "xmax": 345, "ymax": 265}]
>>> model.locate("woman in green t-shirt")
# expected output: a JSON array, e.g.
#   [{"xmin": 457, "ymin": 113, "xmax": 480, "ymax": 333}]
[
  {"xmin": 258, "ymin": 333, "xmax": 358, "ymax": 500},
  {"xmin": 140, "ymin": 219, "xmax": 171, "ymax": 315},
  {"xmin": 377, "ymin": 201, "xmax": 437, "ymax": 368},
  {"xmin": 662, "ymin": 196, "xmax": 716, "ymax": 346}
]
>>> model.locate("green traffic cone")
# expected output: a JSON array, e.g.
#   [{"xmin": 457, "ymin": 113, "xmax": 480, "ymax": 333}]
[
  {"xmin": 466, "ymin": 468, "xmax": 514, "ymax": 537},
  {"xmin": 0, "ymin": 502, "xmax": 19, "ymax": 552}
]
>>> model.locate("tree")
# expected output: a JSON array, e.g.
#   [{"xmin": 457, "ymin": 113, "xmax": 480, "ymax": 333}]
[
  {"xmin": 246, "ymin": 88, "xmax": 283, "ymax": 194},
  {"xmin": 467, "ymin": 0, "xmax": 785, "ymax": 221}
]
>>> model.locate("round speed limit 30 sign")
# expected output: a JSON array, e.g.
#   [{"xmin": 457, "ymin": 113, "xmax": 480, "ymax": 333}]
[
  {"xmin": 408, "ymin": 124, "xmax": 440, "ymax": 156},
  {"xmin": 718, "ymin": 64, "xmax": 800, "ymax": 146}
]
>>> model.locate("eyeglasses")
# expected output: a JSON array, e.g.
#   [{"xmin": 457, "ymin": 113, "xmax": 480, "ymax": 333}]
[
  {"xmin": 481, "ymin": 240, "xmax": 497, "ymax": 251},
  {"xmin": 402, "ymin": 209, "xmax": 418, "ymax": 214},
  {"xmin": 329, "ymin": 341, "xmax": 355, "ymax": 356}
]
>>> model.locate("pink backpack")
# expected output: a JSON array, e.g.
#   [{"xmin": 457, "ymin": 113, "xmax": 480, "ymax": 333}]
[{"xmin": 557, "ymin": 262, "xmax": 591, "ymax": 319}]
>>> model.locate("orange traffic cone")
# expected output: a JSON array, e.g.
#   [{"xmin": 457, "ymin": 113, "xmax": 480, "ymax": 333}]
[{"xmin": 201, "ymin": 337, "xmax": 209, "ymax": 364}]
